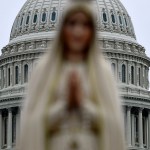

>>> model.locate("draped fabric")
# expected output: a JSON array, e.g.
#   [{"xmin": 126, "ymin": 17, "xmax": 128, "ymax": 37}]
[{"xmin": 18, "ymin": 1, "xmax": 127, "ymax": 150}]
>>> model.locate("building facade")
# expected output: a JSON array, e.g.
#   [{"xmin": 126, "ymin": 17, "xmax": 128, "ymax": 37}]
[{"xmin": 0, "ymin": 0, "xmax": 150, "ymax": 149}]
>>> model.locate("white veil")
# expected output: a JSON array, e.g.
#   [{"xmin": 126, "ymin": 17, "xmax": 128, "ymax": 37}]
[{"xmin": 18, "ymin": 1, "xmax": 127, "ymax": 150}]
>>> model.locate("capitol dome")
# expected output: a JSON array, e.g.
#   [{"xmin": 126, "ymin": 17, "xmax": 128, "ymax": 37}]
[
  {"xmin": 0, "ymin": 0, "xmax": 150, "ymax": 150},
  {"xmin": 10, "ymin": 0, "xmax": 136, "ymax": 44}
]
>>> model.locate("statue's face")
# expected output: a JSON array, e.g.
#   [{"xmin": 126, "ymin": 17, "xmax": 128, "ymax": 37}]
[{"xmin": 63, "ymin": 12, "xmax": 93, "ymax": 52}]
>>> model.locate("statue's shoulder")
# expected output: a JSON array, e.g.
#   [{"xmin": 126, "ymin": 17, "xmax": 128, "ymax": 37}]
[{"xmin": 97, "ymin": 56, "xmax": 112, "ymax": 75}]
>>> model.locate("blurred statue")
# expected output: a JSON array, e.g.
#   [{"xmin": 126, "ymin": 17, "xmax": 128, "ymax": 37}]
[{"xmin": 19, "ymin": 1, "xmax": 126, "ymax": 150}]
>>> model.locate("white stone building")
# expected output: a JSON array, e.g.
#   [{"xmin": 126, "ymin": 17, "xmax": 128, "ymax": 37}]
[{"xmin": 0, "ymin": 0, "xmax": 150, "ymax": 149}]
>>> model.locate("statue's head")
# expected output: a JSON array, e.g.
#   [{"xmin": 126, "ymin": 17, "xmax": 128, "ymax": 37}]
[{"xmin": 56, "ymin": 2, "xmax": 96, "ymax": 60}]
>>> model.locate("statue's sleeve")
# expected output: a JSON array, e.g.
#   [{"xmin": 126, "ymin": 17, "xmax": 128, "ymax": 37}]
[
  {"xmin": 48, "ymin": 100, "xmax": 67, "ymax": 133},
  {"xmin": 81, "ymin": 99, "xmax": 98, "ymax": 117},
  {"xmin": 80, "ymin": 99, "xmax": 100, "ymax": 131}
]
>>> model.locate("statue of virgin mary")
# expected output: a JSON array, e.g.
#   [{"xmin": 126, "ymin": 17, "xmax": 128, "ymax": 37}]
[{"xmin": 18, "ymin": 1, "xmax": 126, "ymax": 150}]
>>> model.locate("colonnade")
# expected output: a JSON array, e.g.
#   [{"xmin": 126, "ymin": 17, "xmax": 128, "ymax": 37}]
[
  {"xmin": 111, "ymin": 61, "xmax": 149, "ymax": 90},
  {"xmin": 0, "ymin": 105, "xmax": 150, "ymax": 149},
  {"xmin": 125, "ymin": 106, "xmax": 150, "ymax": 149},
  {"xmin": 0, "ymin": 63, "xmax": 30, "ymax": 90},
  {"xmin": 0, "ymin": 107, "xmax": 22, "ymax": 149}
]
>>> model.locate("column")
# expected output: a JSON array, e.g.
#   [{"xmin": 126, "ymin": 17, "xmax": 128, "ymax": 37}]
[
  {"xmin": 19, "ymin": 63, "xmax": 22, "ymax": 84},
  {"xmin": 141, "ymin": 65, "xmax": 144, "ymax": 88},
  {"xmin": 135, "ymin": 63, "xmax": 138, "ymax": 86},
  {"xmin": 144, "ymin": 66, "xmax": 147, "ymax": 89},
  {"xmin": 131, "ymin": 113, "xmax": 135, "ymax": 147},
  {"xmin": 127, "ymin": 61, "xmax": 129, "ymax": 85},
  {"xmin": 0, "ymin": 110, "xmax": 2, "ymax": 149},
  {"xmin": 139, "ymin": 66, "xmax": 142, "ymax": 87},
  {"xmin": 0, "ymin": 69, "xmax": 2, "ymax": 89},
  {"xmin": 7, "ymin": 108, "xmax": 12, "ymax": 149},
  {"xmin": 146, "ymin": 118, "xmax": 148, "ymax": 148},
  {"xmin": 117, "ymin": 60, "xmax": 122, "ymax": 83},
  {"xmin": 29, "ymin": 60, "xmax": 33, "ymax": 79},
  {"xmin": 144, "ymin": 117, "xmax": 148, "ymax": 147},
  {"xmin": 16, "ymin": 107, "xmax": 21, "ymax": 146},
  {"xmin": 21, "ymin": 62, "xmax": 24, "ymax": 84},
  {"xmin": 143, "ymin": 65, "xmax": 146, "ymax": 89},
  {"xmin": 124, "ymin": 106, "xmax": 127, "ymax": 139},
  {"xmin": 10, "ymin": 64, "xmax": 13, "ymax": 86},
  {"xmin": 19, "ymin": 106, "xmax": 23, "ymax": 132},
  {"xmin": 5, "ymin": 65, "xmax": 8, "ymax": 87},
  {"xmin": 127, "ymin": 106, "xmax": 132, "ymax": 147},
  {"xmin": 138, "ymin": 108, "xmax": 143, "ymax": 148},
  {"xmin": 3, "ymin": 66, "xmax": 6, "ymax": 88},
  {"xmin": 147, "ymin": 68, "xmax": 149, "ymax": 89},
  {"xmin": 137, "ymin": 66, "xmax": 140, "ymax": 86},
  {"xmin": 148, "ymin": 110, "xmax": 150, "ymax": 149}
]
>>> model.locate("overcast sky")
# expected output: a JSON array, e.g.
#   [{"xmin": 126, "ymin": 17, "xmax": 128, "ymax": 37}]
[{"xmin": 0, "ymin": 0, "xmax": 150, "ymax": 56}]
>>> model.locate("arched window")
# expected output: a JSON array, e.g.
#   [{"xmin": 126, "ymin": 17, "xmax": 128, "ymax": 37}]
[
  {"xmin": 20, "ymin": 17, "xmax": 24, "ymax": 26},
  {"xmin": 42, "ymin": 12, "xmax": 47, "ymax": 22},
  {"xmin": 119, "ymin": 15, "xmax": 123, "ymax": 24},
  {"xmin": 33, "ymin": 14, "xmax": 38, "ymax": 23},
  {"xmin": 15, "ymin": 66, "xmax": 19, "ymax": 84},
  {"xmin": 103, "ymin": 12, "xmax": 107, "ymax": 22},
  {"xmin": 26, "ymin": 15, "xmax": 30, "ymax": 25},
  {"xmin": 10, "ymin": 26, "xmax": 14, "ymax": 35},
  {"xmin": 2, "ymin": 69, "xmax": 4, "ymax": 88},
  {"xmin": 139, "ymin": 68, "xmax": 141, "ymax": 86},
  {"xmin": 24, "ymin": 64, "xmax": 28, "ymax": 83},
  {"xmin": 51, "ymin": 11, "xmax": 56, "ymax": 21},
  {"xmin": 124, "ymin": 17, "xmax": 128, "ymax": 26},
  {"xmin": 122, "ymin": 64, "xmax": 126, "ymax": 83},
  {"xmin": 111, "ymin": 14, "xmax": 116, "ymax": 23},
  {"xmin": 15, "ymin": 17, "xmax": 19, "ymax": 28},
  {"xmin": 111, "ymin": 63, "xmax": 116, "ymax": 74},
  {"xmin": 131, "ymin": 66, "xmax": 134, "ymax": 84},
  {"xmin": 8, "ymin": 68, "xmax": 11, "ymax": 86}
]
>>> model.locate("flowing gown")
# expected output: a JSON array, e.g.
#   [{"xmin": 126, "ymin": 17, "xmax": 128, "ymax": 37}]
[{"xmin": 47, "ymin": 62, "xmax": 100, "ymax": 150}]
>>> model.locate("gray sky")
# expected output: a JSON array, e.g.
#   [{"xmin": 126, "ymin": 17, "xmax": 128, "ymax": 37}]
[{"xmin": 0, "ymin": 0, "xmax": 150, "ymax": 56}]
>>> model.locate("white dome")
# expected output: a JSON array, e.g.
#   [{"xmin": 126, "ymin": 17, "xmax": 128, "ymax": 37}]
[{"xmin": 10, "ymin": 0, "xmax": 136, "ymax": 44}]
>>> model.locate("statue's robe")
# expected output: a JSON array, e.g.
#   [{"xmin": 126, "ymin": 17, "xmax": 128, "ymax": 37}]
[{"xmin": 47, "ymin": 62, "xmax": 100, "ymax": 150}]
